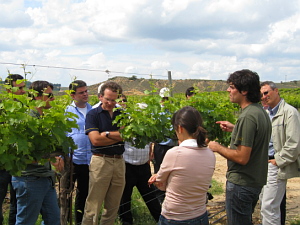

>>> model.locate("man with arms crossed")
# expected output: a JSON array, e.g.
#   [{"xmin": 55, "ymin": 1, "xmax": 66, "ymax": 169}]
[
  {"xmin": 208, "ymin": 69, "xmax": 271, "ymax": 225},
  {"xmin": 260, "ymin": 81, "xmax": 300, "ymax": 225},
  {"xmin": 82, "ymin": 81, "xmax": 125, "ymax": 225}
]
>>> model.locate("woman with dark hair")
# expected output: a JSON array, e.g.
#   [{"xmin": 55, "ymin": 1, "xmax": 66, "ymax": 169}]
[{"xmin": 148, "ymin": 106, "xmax": 215, "ymax": 225}]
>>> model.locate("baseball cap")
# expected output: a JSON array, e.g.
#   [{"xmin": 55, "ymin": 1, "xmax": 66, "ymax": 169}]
[{"xmin": 159, "ymin": 87, "xmax": 170, "ymax": 98}]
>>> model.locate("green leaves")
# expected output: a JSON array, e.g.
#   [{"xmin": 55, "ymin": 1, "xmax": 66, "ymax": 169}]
[
  {"xmin": 114, "ymin": 89, "xmax": 239, "ymax": 148},
  {"xmin": 180, "ymin": 91, "xmax": 238, "ymax": 146},
  {"xmin": 0, "ymin": 90, "xmax": 77, "ymax": 176},
  {"xmin": 114, "ymin": 95, "xmax": 176, "ymax": 149}
]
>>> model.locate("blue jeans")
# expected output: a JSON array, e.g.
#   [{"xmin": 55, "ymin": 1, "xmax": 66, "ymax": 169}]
[
  {"xmin": 226, "ymin": 181, "xmax": 261, "ymax": 225},
  {"xmin": 0, "ymin": 170, "xmax": 17, "ymax": 225},
  {"xmin": 12, "ymin": 176, "xmax": 60, "ymax": 225},
  {"xmin": 158, "ymin": 212, "xmax": 209, "ymax": 225}
]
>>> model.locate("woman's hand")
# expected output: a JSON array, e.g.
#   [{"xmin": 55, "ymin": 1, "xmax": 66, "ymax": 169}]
[{"xmin": 148, "ymin": 174, "xmax": 157, "ymax": 185}]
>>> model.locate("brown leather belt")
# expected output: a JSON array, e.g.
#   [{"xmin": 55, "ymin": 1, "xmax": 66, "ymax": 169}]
[{"xmin": 93, "ymin": 153, "xmax": 123, "ymax": 159}]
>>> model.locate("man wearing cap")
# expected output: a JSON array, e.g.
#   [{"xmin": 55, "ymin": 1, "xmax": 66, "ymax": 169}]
[
  {"xmin": 119, "ymin": 100, "xmax": 161, "ymax": 225},
  {"xmin": 92, "ymin": 83, "xmax": 105, "ymax": 109},
  {"xmin": 151, "ymin": 87, "xmax": 177, "ymax": 203},
  {"xmin": 82, "ymin": 81, "xmax": 125, "ymax": 225}
]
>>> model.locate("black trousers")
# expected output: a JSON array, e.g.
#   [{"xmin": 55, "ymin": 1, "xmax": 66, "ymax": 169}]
[
  {"xmin": 119, "ymin": 163, "xmax": 161, "ymax": 224},
  {"xmin": 153, "ymin": 144, "xmax": 173, "ymax": 174},
  {"xmin": 152, "ymin": 144, "xmax": 174, "ymax": 204},
  {"xmin": 72, "ymin": 163, "xmax": 89, "ymax": 225},
  {"xmin": 0, "ymin": 170, "xmax": 16, "ymax": 225},
  {"xmin": 280, "ymin": 192, "xmax": 286, "ymax": 225}
]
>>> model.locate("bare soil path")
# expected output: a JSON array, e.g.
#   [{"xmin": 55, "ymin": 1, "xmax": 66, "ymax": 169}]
[{"xmin": 207, "ymin": 154, "xmax": 300, "ymax": 225}]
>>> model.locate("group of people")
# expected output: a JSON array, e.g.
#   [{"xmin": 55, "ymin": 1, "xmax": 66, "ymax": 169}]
[{"xmin": 0, "ymin": 69, "xmax": 299, "ymax": 225}]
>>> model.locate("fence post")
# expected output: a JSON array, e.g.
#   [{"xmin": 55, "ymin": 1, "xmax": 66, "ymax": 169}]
[{"xmin": 168, "ymin": 71, "xmax": 173, "ymax": 97}]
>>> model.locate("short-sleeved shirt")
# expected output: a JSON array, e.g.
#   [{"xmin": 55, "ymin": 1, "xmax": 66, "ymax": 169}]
[
  {"xmin": 85, "ymin": 104, "xmax": 124, "ymax": 155},
  {"xmin": 227, "ymin": 103, "xmax": 271, "ymax": 188}
]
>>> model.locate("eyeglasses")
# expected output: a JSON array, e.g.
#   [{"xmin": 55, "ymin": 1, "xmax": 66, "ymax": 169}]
[
  {"xmin": 18, "ymin": 86, "xmax": 25, "ymax": 90},
  {"xmin": 103, "ymin": 97, "xmax": 116, "ymax": 103},
  {"xmin": 47, "ymin": 93, "xmax": 54, "ymax": 99}
]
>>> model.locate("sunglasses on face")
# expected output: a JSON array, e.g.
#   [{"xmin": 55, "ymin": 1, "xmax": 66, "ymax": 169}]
[
  {"xmin": 262, "ymin": 90, "xmax": 272, "ymax": 96},
  {"xmin": 47, "ymin": 93, "xmax": 54, "ymax": 99}
]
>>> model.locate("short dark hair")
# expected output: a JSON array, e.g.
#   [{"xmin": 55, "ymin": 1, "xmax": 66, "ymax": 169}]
[
  {"xmin": 69, "ymin": 80, "xmax": 87, "ymax": 94},
  {"xmin": 185, "ymin": 87, "xmax": 195, "ymax": 98},
  {"xmin": 5, "ymin": 74, "xmax": 24, "ymax": 86},
  {"xmin": 120, "ymin": 94, "xmax": 127, "ymax": 102},
  {"xmin": 100, "ymin": 81, "xmax": 122, "ymax": 96},
  {"xmin": 260, "ymin": 81, "xmax": 277, "ymax": 90},
  {"xmin": 29, "ymin": 80, "xmax": 54, "ymax": 98},
  {"xmin": 227, "ymin": 69, "xmax": 261, "ymax": 103},
  {"xmin": 172, "ymin": 106, "xmax": 207, "ymax": 147}
]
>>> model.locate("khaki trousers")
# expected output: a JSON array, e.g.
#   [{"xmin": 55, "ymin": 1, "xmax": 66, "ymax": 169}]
[{"xmin": 82, "ymin": 155, "xmax": 125, "ymax": 225}]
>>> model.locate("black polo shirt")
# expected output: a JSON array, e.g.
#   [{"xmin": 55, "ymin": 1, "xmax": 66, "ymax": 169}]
[{"xmin": 85, "ymin": 104, "xmax": 124, "ymax": 155}]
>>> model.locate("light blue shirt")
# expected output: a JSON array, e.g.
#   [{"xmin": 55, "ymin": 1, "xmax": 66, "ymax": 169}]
[
  {"xmin": 267, "ymin": 99, "xmax": 282, "ymax": 156},
  {"xmin": 66, "ymin": 101, "xmax": 93, "ymax": 165}
]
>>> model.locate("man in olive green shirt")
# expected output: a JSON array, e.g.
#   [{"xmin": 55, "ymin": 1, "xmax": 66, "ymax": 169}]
[{"xmin": 209, "ymin": 69, "xmax": 271, "ymax": 225}]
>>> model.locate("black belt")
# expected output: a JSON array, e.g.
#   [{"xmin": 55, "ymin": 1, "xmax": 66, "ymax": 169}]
[
  {"xmin": 269, "ymin": 155, "xmax": 275, "ymax": 160},
  {"xmin": 93, "ymin": 153, "xmax": 123, "ymax": 159}
]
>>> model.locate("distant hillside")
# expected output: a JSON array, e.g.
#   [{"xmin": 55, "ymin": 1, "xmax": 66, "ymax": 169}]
[{"xmin": 86, "ymin": 76, "xmax": 300, "ymax": 96}]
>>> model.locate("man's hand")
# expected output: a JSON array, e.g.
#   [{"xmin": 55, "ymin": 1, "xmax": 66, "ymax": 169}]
[
  {"xmin": 216, "ymin": 121, "xmax": 235, "ymax": 132},
  {"xmin": 51, "ymin": 156, "xmax": 64, "ymax": 173},
  {"xmin": 269, "ymin": 159, "xmax": 277, "ymax": 166},
  {"xmin": 208, "ymin": 141, "xmax": 220, "ymax": 152}
]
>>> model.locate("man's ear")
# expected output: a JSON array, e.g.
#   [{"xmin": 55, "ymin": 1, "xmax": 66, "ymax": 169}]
[{"xmin": 241, "ymin": 90, "xmax": 248, "ymax": 96}]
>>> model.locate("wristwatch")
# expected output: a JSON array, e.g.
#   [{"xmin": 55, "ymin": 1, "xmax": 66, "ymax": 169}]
[{"xmin": 105, "ymin": 131, "xmax": 110, "ymax": 138}]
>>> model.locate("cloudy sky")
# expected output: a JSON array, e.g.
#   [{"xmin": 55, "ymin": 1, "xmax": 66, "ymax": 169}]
[{"xmin": 1, "ymin": 0, "xmax": 300, "ymax": 87}]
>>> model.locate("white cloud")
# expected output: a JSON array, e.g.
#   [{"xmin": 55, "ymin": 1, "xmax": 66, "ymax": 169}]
[
  {"xmin": 151, "ymin": 61, "xmax": 170, "ymax": 70},
  {"xmin": 1, "ymin": 0, "xmax": 300, "ymax": 86}
]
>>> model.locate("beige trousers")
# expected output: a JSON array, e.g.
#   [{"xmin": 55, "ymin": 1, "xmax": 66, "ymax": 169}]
[{"xmin": 82, "ymin": 155, "xmax": 125, "ymax": 225}]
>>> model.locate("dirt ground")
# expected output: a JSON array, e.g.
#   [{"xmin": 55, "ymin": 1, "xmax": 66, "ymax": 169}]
[{"xmin": 207, "ymin": 154, "xmax": 300, "ymax": 225}]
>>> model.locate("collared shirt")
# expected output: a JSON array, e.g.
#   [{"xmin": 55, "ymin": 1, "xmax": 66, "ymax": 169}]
[
  {"xmin": 85, "ymin": 104, "xmax": 124, "ymax": 155},
  {"xmin": 267, "ymin": 99, "xmax": 282, "ymax": 157},
  {"xmin": 92, "ymin": 101, "xmax": 101, "ymax": 109},
  {"xmin": 179, "ymin": 139, "xmax": 198, "ymax": 147},
  {"xmin": 66, "ymin": 101, "xmax": 92, "ymax": 165},
  {"xmin": 123, "ymin": 142, "xmax": 150, "ymax": 165}
]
